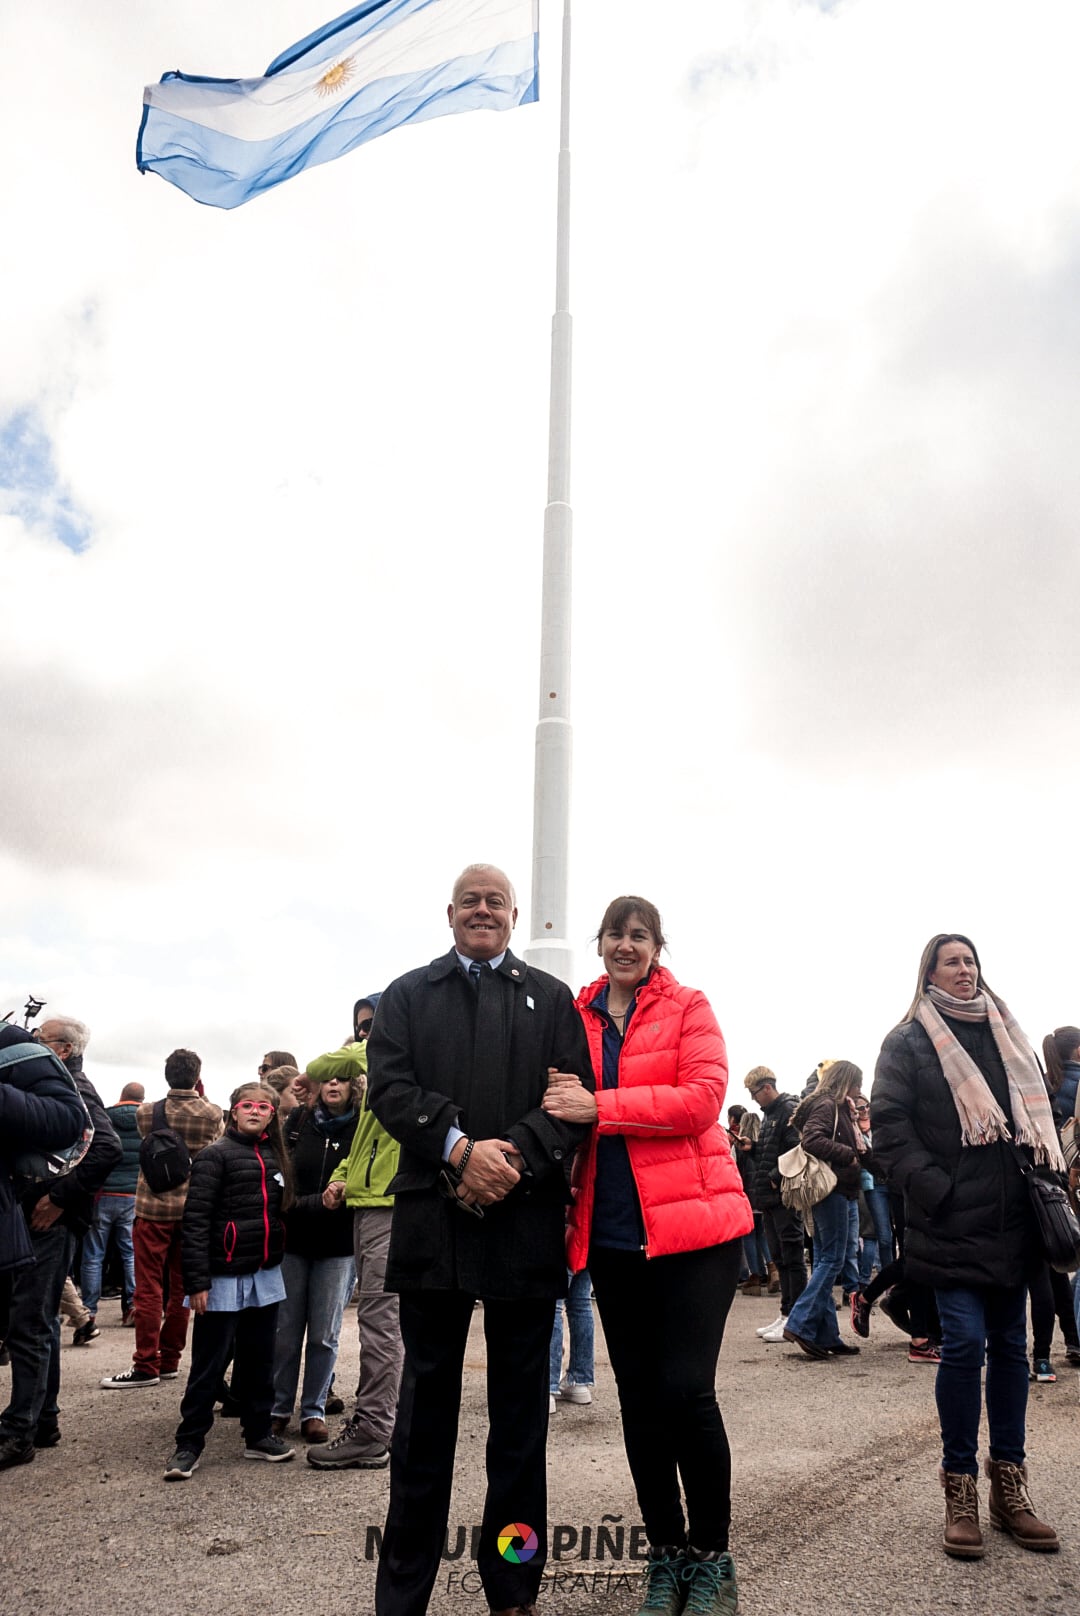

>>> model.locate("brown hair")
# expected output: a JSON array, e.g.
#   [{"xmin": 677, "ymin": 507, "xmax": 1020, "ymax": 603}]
[
  {"xmin": 228, "ymin": 1083, "xmax": 294, "ymax": 1208},
  {"xmin": 262, "ymin": 1050, "xmax": 297, "ymax": 1071},
  {"xmin": 900, "ymin": 934, "xmax": 994, "ymax": 1024},
  {"xmin": 1042, "ymin": 1027, "xmax": 1080, "ymax": 1097},
  {"xmin": 165, "ymin": 1048, "xmax": 202, "ymax": 1089},
  {"xmin": 263, "ymin": 1064, "xmax": 300, "ymax": 1096},
  {"xmin": 595, "ymin": 896, "xmax": 667, "ymax": 953}
]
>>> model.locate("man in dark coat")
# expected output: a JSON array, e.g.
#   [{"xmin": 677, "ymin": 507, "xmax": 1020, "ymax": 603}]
[
  {"xmin": 0, "ymin": 1016, "xmax": 121, "ymax": 1466},
  {"xmin": 367, "ymin": 864, "xmax": 593, "ymax": 1616},
  {"xmin": 745, "ymin": 1067, "xmax": 807, "ymax": 1334}
]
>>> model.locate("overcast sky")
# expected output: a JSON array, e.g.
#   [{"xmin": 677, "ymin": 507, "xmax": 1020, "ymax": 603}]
[{"xmin": 3, "ymin": 0, "xmax": 1079, "ymax": 1108}]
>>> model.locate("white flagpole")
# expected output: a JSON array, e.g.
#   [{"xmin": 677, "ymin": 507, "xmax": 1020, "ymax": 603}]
[{"xmin": 525, "ymin": 0, "xmax": 574, "ymax": 986}]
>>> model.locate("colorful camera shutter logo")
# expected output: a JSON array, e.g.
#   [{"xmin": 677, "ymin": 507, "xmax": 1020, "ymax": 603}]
[{"xmin": 497, "ymin": 1522, "xmax": 539, "ymax": 1563}]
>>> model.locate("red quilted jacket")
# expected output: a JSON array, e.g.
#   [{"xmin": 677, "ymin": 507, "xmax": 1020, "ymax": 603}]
[{"xmin": 566, "ymin": 966, "xmax": 753, "ymax": 1269}]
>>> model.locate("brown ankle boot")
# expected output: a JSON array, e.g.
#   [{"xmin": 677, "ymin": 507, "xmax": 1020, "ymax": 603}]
[
  {"xmin": 941, "ymin": 1469, "xmax": 984, "ymax": 1558},
  {"xmin": 985, "ymin": 1459, "xmax": 1059, "ymax": 1551},
  {"xmin": 767, "ymin": 1262, "xmax": 781, "ymax": 1294}
]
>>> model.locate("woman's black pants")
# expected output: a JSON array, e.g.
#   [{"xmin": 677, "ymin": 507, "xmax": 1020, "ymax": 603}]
[{"xmin": 589, "ymin": 1239, "xmax": 741, "ymax": 1553}]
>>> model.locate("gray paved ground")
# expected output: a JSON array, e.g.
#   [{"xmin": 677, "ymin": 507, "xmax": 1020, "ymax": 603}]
[{"xmin": 1, "ymin": 1289, "xmax": 1078, "ymax": 1616}]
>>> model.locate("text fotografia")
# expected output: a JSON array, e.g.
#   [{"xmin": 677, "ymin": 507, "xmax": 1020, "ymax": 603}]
[{"xmin": 363, "ymin": 1515, "xmax": 648, "ymax": 1562}]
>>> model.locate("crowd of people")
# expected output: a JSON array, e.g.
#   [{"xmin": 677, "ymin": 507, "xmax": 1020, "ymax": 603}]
[{"xmin": 2, "ymin": 892, "xmax": 1079, "ymax": 1616}]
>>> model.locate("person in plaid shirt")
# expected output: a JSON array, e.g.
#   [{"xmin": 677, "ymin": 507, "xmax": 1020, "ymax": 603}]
[{"xmin": 100, "ymin": 1049, "xmax": 222, "ymax": 1389}]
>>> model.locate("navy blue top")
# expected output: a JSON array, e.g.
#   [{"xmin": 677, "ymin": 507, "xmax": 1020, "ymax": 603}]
[{"xmin": 589, "ymin": 980, "xmax": 646, "ymax": 1252}]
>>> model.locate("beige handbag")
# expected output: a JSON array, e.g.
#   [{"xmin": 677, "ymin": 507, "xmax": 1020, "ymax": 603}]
[{"xmin": 777, "ymin": 1104, "xmax": 839, "ymax": 1235}]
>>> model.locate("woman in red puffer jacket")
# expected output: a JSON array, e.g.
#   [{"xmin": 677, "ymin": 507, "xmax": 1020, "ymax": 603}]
[{"xmin": 543, "ymin": 895, "xmax": 752, "ymax": 1616}]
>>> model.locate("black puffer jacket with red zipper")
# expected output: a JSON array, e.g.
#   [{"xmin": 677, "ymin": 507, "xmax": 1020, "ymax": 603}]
[{"xmin": 181, "ymin": 1127, "xmax": 286, "ymax": 1294}]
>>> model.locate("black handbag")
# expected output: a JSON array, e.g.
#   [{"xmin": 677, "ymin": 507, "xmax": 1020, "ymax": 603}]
[{"xmin": 1012, "ymin": 1145, "xmax": 1080, "ymax": 1273}]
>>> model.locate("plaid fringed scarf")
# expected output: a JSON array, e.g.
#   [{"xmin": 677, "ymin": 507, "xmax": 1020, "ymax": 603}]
[{"xmin": 916, "ymin": 987, "xmax": 1065, "ymax": 1170}]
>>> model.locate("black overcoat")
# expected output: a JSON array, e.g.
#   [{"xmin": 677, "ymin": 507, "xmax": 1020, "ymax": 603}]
[
  {"xmin": 871, "ymin": 1016, "xmax": 1036, "ymax": 1290},
  {"xmin": 367, "ymin": 948, "xmax": 593, "ymax": 1299}
]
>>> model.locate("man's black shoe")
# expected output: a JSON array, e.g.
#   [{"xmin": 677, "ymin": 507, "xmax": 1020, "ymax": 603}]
[
  {"xmin": 0, "ymin": 1435, "xmax": 35, "ymax": 1470},
  {"xmin": 33, "ymin": 1423, "xmax": 61, "ymax": 1449}
]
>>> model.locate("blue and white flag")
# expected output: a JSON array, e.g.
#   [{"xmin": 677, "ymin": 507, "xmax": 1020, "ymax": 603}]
[{"xmin": 137, "ymin": 0, "xmax": 539, "ymax": 210}]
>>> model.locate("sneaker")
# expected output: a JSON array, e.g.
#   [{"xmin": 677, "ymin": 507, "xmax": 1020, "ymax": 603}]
[
  {"xmin": 160, "ymin": 1369, "xmax": 179, "ymax": 1381},
  {"xmin": 0, "ymin": 1434, "xmax": 35, "ymax": 1471},
  {"xmin": 760, "ymin": 1320, "xmax": 787, "ymax": 1343},
  {"xmin": 163, "ymin": 1448, "xmax": 199, "ymax": 1481},
  {"xmin": 681, "ymin": 1550, "xmax": 739, "ymax": 1615},
  {"xmin": 636, "ymin": 1546, "xmax": 685, "ymax": 1615},
  {"xmin": 549, "ymin": 1394, "xmax": 557, "ymax": 1413},
  {"xmin": 72, "ymin": 1319, "xmax": 100, "ymax": 1346},
  {"xmin": 243, "ymin": 1434, "xmax": 295, "ymax": 1463},
  {"xmin": 755, "ymin": 1314, "xmax": 784, "ymax": 1338},
  {"xmin": 306, "ymin": 1415, "xmax": 389, "ymax": 1470},
  {"xmin": 100, "ymin": 1368, "xmax": 159, "ymax": 1389},
  {"xmin": 558, "ymin": 1378, "xmax": 592, "ymax": 1404},
  {"xmin": 908, "ymin": 1340, "xmax": 942, "ymax": 1364},
  {"xmin": 850, "ymin": 1292, "xmax": 872, "ymax": 1339},
  {"xmin": 1032, "ymin": 1358, "xmax": 1057, "ymax": 1383}
]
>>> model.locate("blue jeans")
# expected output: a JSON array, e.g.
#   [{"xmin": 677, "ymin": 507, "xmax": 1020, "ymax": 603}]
[
  {"xmin": 81, "ymin": 1193, "xmax": 136, "ymax": 1315},
  {"xmin": 0, "ymin": 1222, "xmax": 75, "ymax": 1443},
  {"xmin": 741, "ymin": 1216, "xmax": 770, "ymax": 1279},
  {"xmin": 839, "ymin": 1199, "xmax": 860, "ymax": 1293},
  {"xmin": 272, "ymin": 1252, "xmax": 356, "ymax": 1421},
  {"xmin": 864, "ymin": 1186, "xmax": 895, "ymax": 1268},
  {"xmin": 934, "ymin": 1283, "xmax": 1028, "ymax": 1475},
  {"xmin": 549, "ymin": 1267, "xmax": 595, "ymax": 1392},
  {"xmin": 783, "ymin": 1191, "xmax": 849, "ymax": 1350}
]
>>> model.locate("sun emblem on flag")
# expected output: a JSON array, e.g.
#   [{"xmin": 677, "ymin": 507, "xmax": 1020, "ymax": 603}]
[{"xmin": 315, "ymin": 57, "xmax": 355, "ymax": 97}]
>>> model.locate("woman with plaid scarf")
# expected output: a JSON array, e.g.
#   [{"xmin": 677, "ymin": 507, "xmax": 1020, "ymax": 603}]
[{"xmin": 872, "ymin": 934, "xmax": 1064, "ymax": 1564}]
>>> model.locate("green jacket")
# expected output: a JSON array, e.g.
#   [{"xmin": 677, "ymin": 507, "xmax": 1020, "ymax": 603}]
[{"xmin": 311, "ymin": 1044, "xmax": 399, "ymax": 1207}]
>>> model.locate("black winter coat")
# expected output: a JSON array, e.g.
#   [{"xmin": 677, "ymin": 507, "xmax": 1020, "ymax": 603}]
[
  {"xmin": 181, "ymin": 1128, "xmax": 287, "ymax": 1294},
  {"xmin": 282, "ymin": 1105, "xmax": 357, "ymax": 1260},
  {"xmin": 871, "ymin": 1017, "xmax": 1036, "ymax": 1290},
  {"xmin": 749, "ymin": 1093, "xmax": 800, "ymax": 1211},
  {"xmin": 0, "ymin": 1027, "xmax": 87, "ymax": 1272},
  {"xmin": 367, "ymin": 948, "xmax": 592, "ymax": 1299},
  {"xmin": 23, "ymin": 1057, "xmax": 123, "ymax": 1236}
]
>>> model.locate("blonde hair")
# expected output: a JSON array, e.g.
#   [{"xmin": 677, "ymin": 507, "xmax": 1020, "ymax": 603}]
[{"xmin": 744, "ymin": 1065, "xmax": 775, "ymax": 1094}]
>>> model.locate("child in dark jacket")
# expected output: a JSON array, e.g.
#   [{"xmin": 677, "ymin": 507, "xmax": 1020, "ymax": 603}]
[{"xmin": 164, "ymin": 1083, "xmax": 294, "ymax": 1480}]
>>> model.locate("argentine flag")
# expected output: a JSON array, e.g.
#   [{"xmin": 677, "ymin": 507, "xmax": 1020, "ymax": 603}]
[{"xmin": 137, "ymin": 0, "xmax": 539, "ymax": 210}]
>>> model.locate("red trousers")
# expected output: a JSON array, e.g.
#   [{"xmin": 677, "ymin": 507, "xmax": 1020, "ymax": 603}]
[{"xmin": 132, "ymin": 1218, "xmax": 190, "ymax": 1376}]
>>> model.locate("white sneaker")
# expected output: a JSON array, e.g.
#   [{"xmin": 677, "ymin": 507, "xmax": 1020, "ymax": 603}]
[
  {"xmin": 549, "ymin": 1394, "xmax": 557, "ymax": 1413},
  {"xmin": 760, "ymin": 1321, "xmax": 787, "ymax": 1343},
  {"xmin": 756, "ymin": 1314, "xmax": 784, "ymax": 1338},
  {"xmin": 558, "ymin": 1378, "xmax": 592, "ymax": 1404}
]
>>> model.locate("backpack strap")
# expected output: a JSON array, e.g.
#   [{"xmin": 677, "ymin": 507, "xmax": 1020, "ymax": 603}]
[
  {"xmin": 151, "ymin": 1098, "xmax": 169, "ymax": 1131},
  {"xmin": 0, "ymin": 1042, "xmax": 57, "ymax": 1073}
]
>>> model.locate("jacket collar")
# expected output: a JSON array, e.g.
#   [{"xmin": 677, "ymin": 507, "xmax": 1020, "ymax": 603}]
[
  {"xmin": 578, "ymin": 964, "xmax": 672, "ymax": 1014},
  {"xmin": 428, "ymin": 947, "xmax": 529, "ymax": 987}
]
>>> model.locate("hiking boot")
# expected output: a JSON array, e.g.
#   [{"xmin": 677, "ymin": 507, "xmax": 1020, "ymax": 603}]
[
  {"xmin": 72, "ymin": 1318, "xmax": 100, "ymax": 1346},
  {"xmin": 908, "ymin": 1340, "xmax": 941, "ymax": 1364},
  {"xmin": 244, "ymin": 1434, "xmax": 295, "ymax": 1463},
  {"xmin": 306, "ymin": 1415, "xmax": 389, "ymax": 1470},
  {"xmin": 681, "ymin": 1550, "xmax": 739, "ymax": 1615},
  {"xmin": 1031, "ymin": 1358, "xmax": 1056, "ymax": 1383},
  {"xmin": 100, "ymin": 1368, "xmax": 159, "ymax": 1389},
  {"xmin": 633, "ymin": 1546, "xmax": 685, "ymax": 1615},
  {"xmin": 163, "ymin": 1448, "xmax": 200, "ymax": 1481},
  {"xmin": 985, "ymin": 1459, "xmax": 1059, "ymax": 1551},
  {"xmin": 740, "ymin": 1278, "xmax": 762, "ymax": 1298},
  {"xmin": 0, "ymin": 1434, "xmax": 35, "ymax": 1471},
  {"xmin": 941, "ymin": 1470, "xmax": 983, "ymax": 1559},
  {"xmin": 301, "ymin": 1418, "xmax": 329, "ymax": 1443},
  {"xmin": 850, "ymin": 1291, "xmax": 872, "ymax": 1339}
]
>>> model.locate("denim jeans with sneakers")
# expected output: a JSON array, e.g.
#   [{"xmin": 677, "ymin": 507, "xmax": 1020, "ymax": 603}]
[
  {"xmin": 549, "ymin": 1267, "xmax": 595, "ymax": 1393},
  {"xmin": 272, "ymin": 1252, "xmax": 356, "ymax": 1422},
  {"xmin": 783, "ymin": 1189, "xmax": 849, "ymax": 1350},
  {"xmin": 933, "ymin": 1282, "xmax": 1028, "ymax": 1475},
  {"xmin": 81, "ymin": 1193, "xmax": 136, "ymax": 1315}
]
